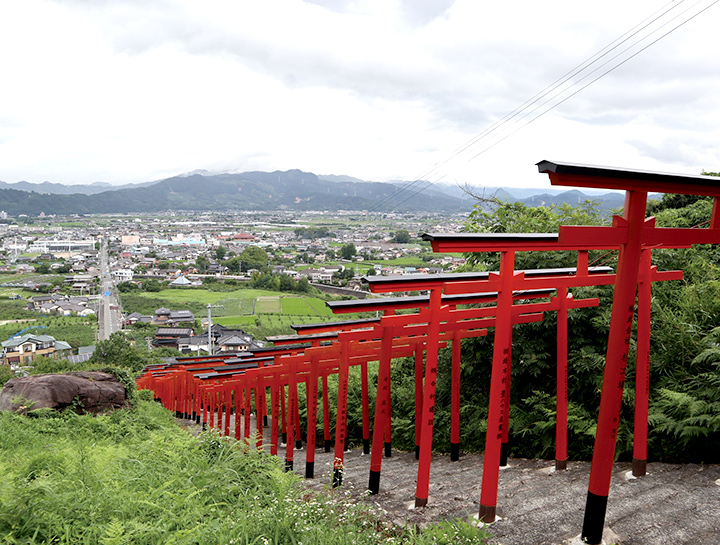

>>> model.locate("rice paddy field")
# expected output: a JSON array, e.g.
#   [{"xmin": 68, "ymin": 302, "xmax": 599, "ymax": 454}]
[{"xmin": 121, "ymin": 288, "xmax": 353, "ymax": 333}]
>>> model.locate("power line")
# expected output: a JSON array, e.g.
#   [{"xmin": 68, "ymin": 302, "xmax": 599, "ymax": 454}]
[{"xmin": 367, "ymin": 0, "xmax": 717, "ymax": 213}]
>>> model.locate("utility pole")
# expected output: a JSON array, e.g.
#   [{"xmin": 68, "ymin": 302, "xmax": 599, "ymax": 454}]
[{"xmin": 207, "ymin": 303, "xmax": 223, "ymax": 355}]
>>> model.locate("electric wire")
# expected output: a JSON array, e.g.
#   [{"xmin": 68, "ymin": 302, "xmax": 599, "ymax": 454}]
[
  {"xmin": 369, "ymin": 0, "xmax": 703, "ymax": 212},
  {"xmin": 367, "ymin": 0, "xmax": 717, "ymax": 213},
  {"xmin": 387, "ymin": 0, "xmax": 716, "ymax": 211},
  {"xmin": 398, "ymin": 0, "xmax": 686, "ymax": 201}
]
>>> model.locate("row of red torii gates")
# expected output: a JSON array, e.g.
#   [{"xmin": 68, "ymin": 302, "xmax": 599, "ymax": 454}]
[{"xmin": 137, "ymin": 161, "xmax": 720, "ymax": 545}]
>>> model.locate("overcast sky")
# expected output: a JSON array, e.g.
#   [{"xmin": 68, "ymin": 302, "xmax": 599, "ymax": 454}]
[{"xmin": 1, "ymin": 0, "xmax": 719, "ymax": 190}]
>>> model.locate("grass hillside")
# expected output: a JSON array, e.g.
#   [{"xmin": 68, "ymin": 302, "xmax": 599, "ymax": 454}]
[{"xmin": 0, "ymin": 398, "xmax": 489, "ymax": 544}]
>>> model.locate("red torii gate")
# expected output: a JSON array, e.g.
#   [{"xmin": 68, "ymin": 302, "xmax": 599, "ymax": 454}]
[
  {"xmin": 325, "ymin": 291, "xmax": 550, "ymax": 488},
  {"xmin": 284, "ymin": 302, "xmax": 512, "ymax": 482},
  {"xmin": 361, "ymin": 265, "xmax": 619, "ymax": 509},
  {"xmin": 535, "ymin": 160, "xmax": 720, "ymax": 545},
  {"xmin": 326, "ymin": 289, "xmax": 555, "ymax": 458},
  {"xmin": 292, "ymin": 317, "xmax": 382, "ymax": 455},
  {"xmin": 422, "ymin": 233, "xmax": 683, "ymax": 476}
]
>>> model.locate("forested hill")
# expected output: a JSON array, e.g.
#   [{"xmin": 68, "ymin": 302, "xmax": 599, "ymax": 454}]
[
  {"xmin": 0, "ymin": 169, "xmax": 628, "ymax": 215},
  {"xmin": 0, "ymin": 170, "xmax": 473, "ymax": 215}
]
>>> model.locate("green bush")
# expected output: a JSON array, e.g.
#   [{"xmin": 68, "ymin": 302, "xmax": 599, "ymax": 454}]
[{"xmin": 0, "ymin": 401, "xmax": 491, "ymax": 544}]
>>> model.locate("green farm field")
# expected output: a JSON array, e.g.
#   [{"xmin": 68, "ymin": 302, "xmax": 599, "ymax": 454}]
[
  {"xmin": 280, "ymin": 296, "xmax": 334, "ymax": 316},
  {"xmin": 121, "ymin": 288, "xmax": 358, "ymax": 335},
  {"xmin": 130, "ymin": 288, "xmax": 283, "ymax": 306}
]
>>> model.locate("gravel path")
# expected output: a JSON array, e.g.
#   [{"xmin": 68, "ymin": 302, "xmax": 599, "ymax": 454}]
[{"xmin": 179, "ymin": 415, "xmax": 720, "ymax": 544}]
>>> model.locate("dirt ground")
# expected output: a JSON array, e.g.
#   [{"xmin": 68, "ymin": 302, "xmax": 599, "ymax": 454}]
[
  {"xmin": 179, "ymin": 416, "xmax": 720, "ymax": 545},
  {"xmin": 297, "ymin": 446, "xmax": 720, "ymax": 545}
]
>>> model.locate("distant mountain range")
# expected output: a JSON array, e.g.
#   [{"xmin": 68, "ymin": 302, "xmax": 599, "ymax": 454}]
[{"xmin": 0, "ymin": 170, "xmax": 628, "ymax": 216}]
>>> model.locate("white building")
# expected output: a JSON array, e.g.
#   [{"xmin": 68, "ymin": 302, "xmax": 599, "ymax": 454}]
[
  {"xmin": 112, "ymin": 269, "xmax": 133, "ymax": 282},
  {"xmin": 27, "ymin": 239, "xmax": 96, "ymax": 253}
]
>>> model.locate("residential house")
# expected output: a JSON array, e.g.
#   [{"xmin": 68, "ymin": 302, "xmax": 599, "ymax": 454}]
[
  {"xmin": 215, "ymin": 333, "xmax": 251, "ymax": 353},
  {"xmin": 176, "ymin": 333, "xmax": 210, "ymax": 354},
  {"xmin": 153, "ymin": 308, "xmax": 195, "ymax": 325},
  {"xmin": 154, "ymin": 308, "xmax": 171, "ymax": 323},
  {"xmin": 152, "ymin": 327, "xmax": 194, "ymax": 350},
  {"xmin": 2, "ymin": 334, "xmax": 73, "ymax": 365},
  {"xmin": 113, "ymin": 269, "xmax": 133, "ymax": 282},
  {"xmin": 168, "ymin": 310, "xmax": 195, "ymax": 324}
]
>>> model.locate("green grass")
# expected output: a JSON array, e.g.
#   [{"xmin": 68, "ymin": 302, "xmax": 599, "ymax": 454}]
[
  {"xmin": 280, "ymin": 296, "xmax": 313, "ymax": 315},
  {"xmin": 0, "ymin": 401, "xmax": 491, "ymax": 544},
  {"xmin": 132, "ymin": 288, "xmax": 282, "ymax": 305},
  {"xmin": 0, "ymin": 313, "xmax": 96, "ymax": 349},
  {"xmin": 304, "ymin": 296, "xmax": 335, "ymax": 316},
  {"xmin": 122, "ymin": 289, "xmax": 364, "ymax": 338},
  {"xmin": 256, "ymin": 296, "xmax": 281, "ymax": 313},
  {"xmin": 213, "ymin": 315, "xmax": 257, "ymax": 327},
  {"xmin": 280, "ymin": 296, "xmax": 334, "ymax": 316}
]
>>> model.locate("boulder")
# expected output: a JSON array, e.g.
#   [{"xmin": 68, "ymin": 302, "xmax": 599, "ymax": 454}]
[{"xmin": 0, "ymin": 371, "xmax": 127, "ymax": 414}]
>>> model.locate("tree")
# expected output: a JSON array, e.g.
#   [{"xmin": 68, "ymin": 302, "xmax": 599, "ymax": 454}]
[
  {"xmin": 391, "ymin": 229, "xmax": 412, "ymax": 244},
  {"xmin": 215, "ymin": 246, "xmax": 228, "ymax": 261},
  {"xmin": 278, "ymin": 273, "xmax": 296, "ymax": 291},
  {"xmin": 89, "ymin": 332, "xmax": 148, "ymax": 373},
  {"xmin": 0, "ymin": 365, "xmax": 14, "ymax": 387},
  {"xmin": 295, "ymin": 276, "xmax": 311, "ymax": 292},
  {"xmin": 35, "ymin": 262, "xmax": 51, "ymax": 274},
  {"xmin": 340, "ymin": 243, "xmax": 357, "ymax": 260},
  {"xmin": 462, "ymin": 199, "xmax": 606, "ymax": 270},
  {"xmin": 143, "ymin": 279, "xmax": 162, "ymax": 292},
  {"xmin": 117, "ymin": 281, "xmax": 138, "ymax": 292},
  {"xmin": 332, "ymin": 267, "xmax": 355, "ymax": 285},
  {"xmin": 195, "ymin": 255, "xmax": 210, "ymax": 273},
  {"xmin": 240, "ymin": 246, "xmax": 269, "ymax": 272},
  {"xmin": 225, "ymin": 256, "xmax": 241, "ymax": 273}
]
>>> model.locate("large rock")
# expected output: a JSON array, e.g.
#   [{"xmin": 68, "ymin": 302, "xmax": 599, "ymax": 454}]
[{"xmin": 0, "ymin": 371, "xmax": 127, "ymax": 414}]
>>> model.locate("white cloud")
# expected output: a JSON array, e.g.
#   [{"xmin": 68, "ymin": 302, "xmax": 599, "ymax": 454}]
[{"xmin": 0, "ymin": 0, "xmax": 719, "ymax": 190}]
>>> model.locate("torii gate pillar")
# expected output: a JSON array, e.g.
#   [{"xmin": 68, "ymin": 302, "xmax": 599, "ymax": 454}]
[{"xmin": 539, "ymin": 160, "xmax": 720, "ymax": 545}]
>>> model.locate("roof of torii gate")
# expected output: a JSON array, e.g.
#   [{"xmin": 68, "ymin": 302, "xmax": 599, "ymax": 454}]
[{"xmin": 537, "ymin": 160, "xmax": 720, "ymax": 196}]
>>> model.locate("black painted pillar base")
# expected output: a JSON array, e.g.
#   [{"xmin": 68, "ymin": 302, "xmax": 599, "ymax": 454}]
[
  {"xmin": 555, "ymin": 459, "xmax": 567, "ymax": 471},
  {"xmin": 450, "ymin": 442, "xmax": 460, "ymax": 462},
  {"xmin": 333, "ymin": 468, "xmax": 343, "ymax": 488},
  {"xmin": 581, "ymin": 491, "xmax": 608, "ymax": 545},
  {"xmin": 263, "ymin": 415, "xmax": 268, "ymax": 426},
  {"xmin": 305, "ymin": 461, "xmax": 314, "ymax": 479},
  {"xmin": 281, "ymin": 432, "xmax": 287, "ymax": 445},
  {"xmin": 202, "ymin": 423, "xmax": 207, "ymax": 431},
  {"xmin": 324, "ymin": 439, "xmax": 332, "ymax": 453},
  {"xmin": 295, "ymin": 439, "xmax": 303, "ymax": 450},
  {"xmin": 384, "ymin": 441, "xmax": 392, "ymax": 457},
  {"xmin": 368, "ymin": 470, "xmax": 380, "ymax": 494},
  {"xmin": 632, "ymin": 457, "xmax": 647, "ymax": 477},
  {"xmin": 415, "ymin": 496, "xmax": 427, "ymax": 508},
  {"xmin": 415, "ymin": 445, "xmax": 420, "ymax": 460},
  {"xmin": 363, "ymin": 439, "xmax": 370, "ymax": 455},
  {"xmin": 499, "ymin": 441, "xmax": 509, "ymax": 467},
  {"xmin": 478, "ymin": 504, "xmax": 496, "ymax": 523},
  {"xmin": 175, "ymin": 411, "xmax": 182, "ymax": 418},
  {"xmin": 285, "ymin": 460, "xmax": 293, "ymax": 472}
]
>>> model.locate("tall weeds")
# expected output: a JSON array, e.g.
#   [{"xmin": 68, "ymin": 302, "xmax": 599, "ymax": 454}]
[{"xmin": 0, "ymin": 401, "xmax": 490, "ymax": 544}]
